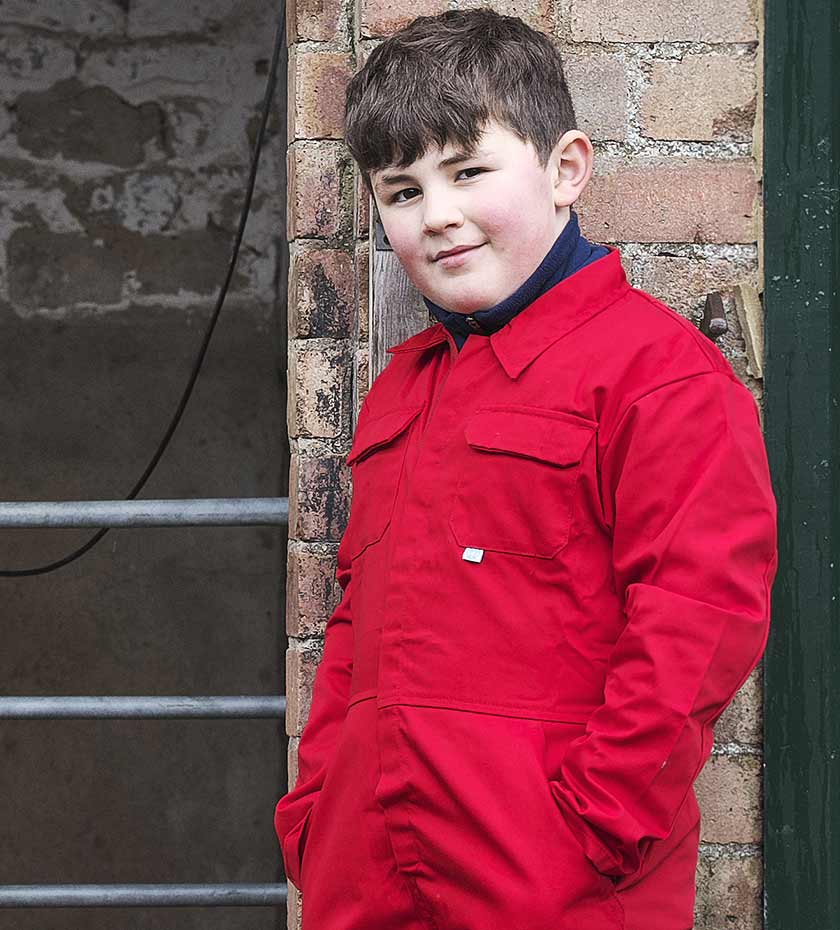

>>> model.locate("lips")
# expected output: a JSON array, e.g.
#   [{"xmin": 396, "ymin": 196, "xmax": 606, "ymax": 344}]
[{"xmin": 433, "ymin": 243, "xmax": 483, "ymax": 261}]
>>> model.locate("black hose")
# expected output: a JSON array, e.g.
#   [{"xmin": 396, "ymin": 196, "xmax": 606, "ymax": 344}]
[{"xmin": 0, "ymin": 4, "xmax": 287, "ymax": 577}]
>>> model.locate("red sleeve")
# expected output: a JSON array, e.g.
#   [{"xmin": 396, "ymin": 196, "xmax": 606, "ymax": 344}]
[
  {"xmin": 274, "ymin": 515, "xmax": 354, "ymax": 889},
  {"xmin": 548, "ymin": 370, "xmax": 779, "ymax": 877}
]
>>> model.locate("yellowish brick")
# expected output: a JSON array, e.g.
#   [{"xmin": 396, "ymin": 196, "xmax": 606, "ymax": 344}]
[
  {"xmin": 695, "ymin": 754, "xmax": 761, "ymax": 844},
  {"xmin": 695, "ymin": 855, "xmax": 762, "ymax": 930},
  {"xmin": 640, "ymin": 53, "xmax": 756, "ymax": 141},
  {"xmin": 285, "ymin": 644, "xmax": 323, "ymax": 737},
  {"xmin": 635, "ymin": 253, "xmax": 759, "ymax": 317},
  {"xmin": 286, "ymin": 542, "xmax": 340, "ymax": 637},
  {"xmin": 569, "ymin": 0, "xmax": 756, "ymax": 43},
  {"xmin": 716, "ymin": 667, "xmax": 763, "ymax": 746},
  {"xmin": 565, "ymin": 51, "xmax": 629, "ymax": 142}
]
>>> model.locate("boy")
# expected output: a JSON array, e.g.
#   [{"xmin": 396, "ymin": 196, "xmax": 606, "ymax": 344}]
[{"xmin": 275, "ymin": 9, "xmax": 778, "ymax": 930}]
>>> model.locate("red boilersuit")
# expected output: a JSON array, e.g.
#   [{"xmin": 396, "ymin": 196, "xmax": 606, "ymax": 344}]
[{"xmin": 275, "ymin": 246, "xmax": 779, "ymax": 930}]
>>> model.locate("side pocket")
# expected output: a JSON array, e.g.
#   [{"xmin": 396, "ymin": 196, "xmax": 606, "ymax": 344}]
[
  {"xmin": 539, "ymin": 719, "xmax": 625, "ymax": 926},
  {"xmin": 549, "ymin": 794, "xmax": 626, "ymax": 927},
  {"xmin": 549, "ymin": 781, "xmax": 614, "ymax": 876}
]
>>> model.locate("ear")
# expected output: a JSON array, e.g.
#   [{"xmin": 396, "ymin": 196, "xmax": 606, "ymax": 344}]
[{"xmin": 549, "ymin": 130, "xmax": 594, "ymax": 208}]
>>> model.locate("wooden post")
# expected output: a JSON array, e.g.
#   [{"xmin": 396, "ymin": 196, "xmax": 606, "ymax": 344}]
[{"xmin": 368, "ymin": 198, "xmax": 431, "ymax": 382}]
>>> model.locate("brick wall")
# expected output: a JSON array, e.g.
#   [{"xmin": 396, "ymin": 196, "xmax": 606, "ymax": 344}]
[{"xmin": 284, "ymin": 0, "xmax": 766, "ymax": 927}]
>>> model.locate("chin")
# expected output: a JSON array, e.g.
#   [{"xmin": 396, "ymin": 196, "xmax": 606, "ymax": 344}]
[{"xmin": 435, "ymin": 290, "xmax": 498, "ymax": 315}]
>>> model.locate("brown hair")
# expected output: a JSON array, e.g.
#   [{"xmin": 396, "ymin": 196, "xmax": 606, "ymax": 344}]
[{"xmin": 344, "ymin": 8, "xmax": 578, "ymax": 194}]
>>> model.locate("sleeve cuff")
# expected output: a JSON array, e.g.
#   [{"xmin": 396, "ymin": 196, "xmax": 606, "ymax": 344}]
[
  {"xmin": 278, "ymin": 802, "xmax": 315, "ymax": 891},
  {"xmin": 548, "ymin": 778, "xmax": 628, "ymax": 877}
]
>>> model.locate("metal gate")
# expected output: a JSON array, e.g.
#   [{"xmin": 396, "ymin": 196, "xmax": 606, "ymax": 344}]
[{"xmin": 0, "ymin": 497, "xmax": 289, "ymax": 910}]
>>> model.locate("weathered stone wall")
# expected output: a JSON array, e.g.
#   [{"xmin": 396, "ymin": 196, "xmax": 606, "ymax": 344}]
[
  {"xmin": 284, "ymin": 0, "xmax": 766, "ymax": 928},
  {"xmin": 0, "ymin": 3, "xmax": 288, "ymax": 929}
]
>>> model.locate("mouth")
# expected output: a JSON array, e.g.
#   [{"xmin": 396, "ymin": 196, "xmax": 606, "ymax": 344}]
[{"xmin": 433, "ymin": 243, "xmax": 484, "ymax": 262}]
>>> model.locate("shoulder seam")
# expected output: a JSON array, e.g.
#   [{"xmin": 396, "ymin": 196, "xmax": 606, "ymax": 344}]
[
  {"xmin": 630, "ymin": 287, "xmax": 730, "ymax": 372},
  {"xmin": 599, "ymin": 368, "xmax": 727, "ymax": 457}
]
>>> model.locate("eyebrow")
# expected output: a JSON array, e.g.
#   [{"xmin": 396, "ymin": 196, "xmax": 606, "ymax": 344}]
[{"xmin": 375, "ymin": 149, "xmax": 485, "ymax": 192}]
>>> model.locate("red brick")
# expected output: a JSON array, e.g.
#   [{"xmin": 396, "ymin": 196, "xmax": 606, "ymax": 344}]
[
  {"xmin": 640, "ymin": 53, "xmax": 756, "ymax": 141},
  {"xmin": 695, "ymin": 754, "xmax": 761, "ymax": 844},
  {"xmin": 563, "ymin": 51, "xmax": 629, "ymax": 142},
  {"xmin": 286, "ymin": 0, "xmax": 343, "ymax": 42},
  {"xmin": 288, "ymin": 338, "xmax": 351, "ymax": 439},
  {"xmin": 287, "ymin": 142, "xmax": 345, "ymax": 239},
  {"xmin": 695, "ymin": 855, "xmax": 762, "ymax": 930},
  {"xmin": 355, "ymin": 241, "xmax": 370, "ymax": 341},
  {"xmin": 355, "ymin": 171, "xmax": 371, "ymax": 239},
  {"xmin": 285, "ymin": 643, "xmax": 323, "ymax": 736},
  {"xmin": 569, "ymin": 0, "xmax": 756, "ymax": 43},
  {"xmin": 360, "ymin": 0, "xmax": 449, "ymax": 38},
  {"xmin": 289, "ymin": 247, "xmax": 354, "ymax": 338},
  {"xmin": 287, "ymin": 736, "xmax": 300, "ymax": 787},
  {"xmin": 576, "ymin": 156, "xmax": 758, "ymax": 243},
  {"xmin": 288, "ymin": 878, "xmax": 303, "ymax": 928},
  {"xmin": 357, "ymin": 40, "xmax": 378, "ymax": 69},
  {"xmin": 289, "ymin": 50, "xmax": 353, "ymax": 141},
  {"xmin": 286, "ymin": 543, "xmax": 340, "ymax": 637},
  {"xmin": 289, "ymin": 453, "xmax": 352, "ymax": 542}
]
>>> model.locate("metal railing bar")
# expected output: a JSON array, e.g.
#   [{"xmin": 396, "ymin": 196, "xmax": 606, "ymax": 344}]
[
  {"xmin": 0, "ymin": 883, "xmax": 286, "ymax": 908},
  {"xmin": 0, "ymin": 696, "xmax": 285, "ymax": 719},
  {"xmin": 0, "ymin": 498, "xmax": 289, "ymax": 528}
]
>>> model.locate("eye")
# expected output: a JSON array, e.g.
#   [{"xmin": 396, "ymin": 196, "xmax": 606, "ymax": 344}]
[
  {"xmin": 392, "ymin": 187, "xmax": 421, "ymax": 204},
  {"xmin": 457, "ymin": 166, "xmax": 486, "ymax": 180}
]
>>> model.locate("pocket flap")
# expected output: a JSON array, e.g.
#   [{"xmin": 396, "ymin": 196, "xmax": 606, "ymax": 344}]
[
  {"xmin": 464, "ymin": 407, "xmax": 595, "ymax": 467},
  {"xmin": 346, "ymin": 404, "xmax": 424, "ymax": 466}
]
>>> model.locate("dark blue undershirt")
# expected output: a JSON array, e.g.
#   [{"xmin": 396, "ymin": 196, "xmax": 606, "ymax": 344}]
[{"xmin": 423, "ymin": 209, "xmax": 610, "ymax": 350}]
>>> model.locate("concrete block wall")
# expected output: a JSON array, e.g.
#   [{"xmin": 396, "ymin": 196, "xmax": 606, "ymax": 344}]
[{"xmin": 285, "ymin": 1, "xmax": 766, "ymax": 927}]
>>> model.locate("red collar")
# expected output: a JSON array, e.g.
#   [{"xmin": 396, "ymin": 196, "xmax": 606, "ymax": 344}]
[{"xmin": 386, "ymin": 247, "xmax": 631, "ymax": 379}]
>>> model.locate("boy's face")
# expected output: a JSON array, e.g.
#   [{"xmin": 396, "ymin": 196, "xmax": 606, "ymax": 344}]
[{"xmin": 370, "ymin": 120, "xmax": 592, "ymax": 315}]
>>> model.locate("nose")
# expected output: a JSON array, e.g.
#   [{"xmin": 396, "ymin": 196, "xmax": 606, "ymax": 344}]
[{"xmin": 421, "ymin": 187, "xmax": 464, "ymax": 235}]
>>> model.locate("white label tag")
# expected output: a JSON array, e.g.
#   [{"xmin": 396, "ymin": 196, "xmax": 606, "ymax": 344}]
[{"xmin": 462, "ymin": 547, "xmax": 485, "ymax": 563}]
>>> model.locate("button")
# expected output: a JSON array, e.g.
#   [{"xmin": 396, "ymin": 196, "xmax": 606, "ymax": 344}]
[{"xmin": 465, "ymin": 315, "xmax": 484, "ymax": 332}]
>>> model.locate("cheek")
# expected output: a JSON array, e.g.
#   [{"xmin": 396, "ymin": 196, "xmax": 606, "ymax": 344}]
[
  {"xmin": 382, "ymin": 225, "xmax": 422, "ymax": 266},
  {"xmin": 374, "ymin": 204, "xmax": 413, "ymax": 254},
  {"xmin": 387, "ymin": 234, "xmax": 432, "ymax": 289},
  {"xmin": 472, "ymin": 188, "xmax": 533, "ymax": 244},
  {"xmin": 476, "ymin": 207, "xmax": 529, "ymax": 263},
  {"xmin": 472, "ymin": 198, "xmax": 512, "ymax": 237}
]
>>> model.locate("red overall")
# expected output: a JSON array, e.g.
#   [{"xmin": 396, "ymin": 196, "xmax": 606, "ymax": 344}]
[{"xmin": 275, "ymin": 247, "xmax": 779, "ymax": 930}]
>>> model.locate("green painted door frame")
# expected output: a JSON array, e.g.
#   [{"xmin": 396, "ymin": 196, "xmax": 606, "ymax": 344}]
[{"xmin": 763, "ymin": 0, "xmax": 839, "ymax": 926}]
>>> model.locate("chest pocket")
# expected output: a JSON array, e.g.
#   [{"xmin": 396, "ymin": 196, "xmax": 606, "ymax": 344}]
[
  {"xmin": 344, "ymin": 403, "xmax": 425, "ymax": 558},
  {"xmin": 449, "ymin": 405, "xmax": 597, "ymax": 559}
]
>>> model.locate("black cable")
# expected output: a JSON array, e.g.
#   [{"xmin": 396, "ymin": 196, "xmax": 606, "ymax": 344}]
[{"xmin": 0, "ymin": 5, "xmax": 287, "ymax": 578}]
